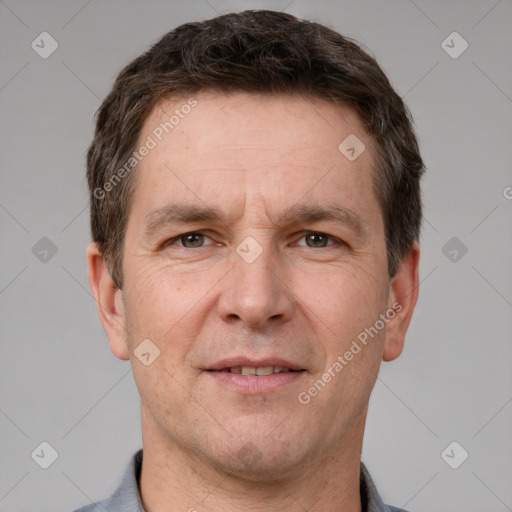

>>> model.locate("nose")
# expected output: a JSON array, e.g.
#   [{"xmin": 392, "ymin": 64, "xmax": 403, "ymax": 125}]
[{"xmin": 217, "ymin": 242, "xmax": 294, "ymax": 330}]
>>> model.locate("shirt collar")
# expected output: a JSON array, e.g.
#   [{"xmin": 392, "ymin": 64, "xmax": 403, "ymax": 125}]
[
  {"xmin": 105, "ymin": 449, "xmax": 145, "ymax": 512},
  {"xmin": 107, "ymin": 449, "xmax": 400, "ymax": 512},
  {"xmin": 360, "ymin": 460, "xmax": 402, "ymax": 512}
]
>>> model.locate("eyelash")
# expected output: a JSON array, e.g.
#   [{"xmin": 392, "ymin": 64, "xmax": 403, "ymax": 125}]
[{"xmin": 163, "ymin": 231, "xmax": 345, "ymax": 249}]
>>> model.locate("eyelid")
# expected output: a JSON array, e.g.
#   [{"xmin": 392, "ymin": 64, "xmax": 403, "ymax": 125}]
[
  {"xmin": 164, "ymin": 230, "xmax": 344, "ymax": 249},
  {"xmin": 164, "ymin": 231, "xmax": 216, "ymax": 248},
  {"xmin": 294, "ymin": 231, "xmax": 342, "ymax": 247}
]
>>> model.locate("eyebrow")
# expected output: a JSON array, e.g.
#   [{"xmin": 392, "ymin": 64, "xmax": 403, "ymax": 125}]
[{"xmin": 143, "ymin": 201, "xmax": 369, "ymax": 241}]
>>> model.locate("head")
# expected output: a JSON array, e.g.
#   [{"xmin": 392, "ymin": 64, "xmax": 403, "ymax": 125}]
[{"xmin": 87, "ymin": 10, "xmax": 423, "ymax": 479}]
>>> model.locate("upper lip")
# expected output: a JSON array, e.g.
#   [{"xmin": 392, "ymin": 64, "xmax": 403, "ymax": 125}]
[{"xmin": 207, "ymin": 357, "xmax": 304, "ymax": 371}]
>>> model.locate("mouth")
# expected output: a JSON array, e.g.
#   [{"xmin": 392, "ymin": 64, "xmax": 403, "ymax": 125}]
[
  {"xmin": 205, "ymin": 358, "xmax": 306, "ymax": 394},
  {"xmin": 206, "ymin": 357, "xmax": 305, "ymax": 373},
  {"xmin": 209, "ymin": 366, "xmax": 302, "ymax": 375}
]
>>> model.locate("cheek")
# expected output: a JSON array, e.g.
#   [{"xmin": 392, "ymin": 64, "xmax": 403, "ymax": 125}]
[
  {"xmin": 123, "ymin": 260, "xmax": 213, "ymax": 360},
  {"xmin": 126, "ymin": 259, "xmax": 187, "ymax": 320},
  {"xmin": 303, "ymin": 263, "xmax": 388, "ymax": 342},
  {"xmin": 305, "ymin": 270, "xmax": 386, "ymax": 412}
]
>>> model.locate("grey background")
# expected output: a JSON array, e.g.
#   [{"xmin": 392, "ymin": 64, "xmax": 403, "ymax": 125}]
[{"xmin": 1, "ymin": 0, "xmax": 511, "ymax": 511}]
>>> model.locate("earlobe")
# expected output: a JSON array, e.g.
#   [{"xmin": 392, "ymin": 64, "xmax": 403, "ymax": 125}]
[
  {"xmin": 86, "ymin": 242, "xmax": 130, "ymax": 360},
  {"xmin": 382, "ymin": 241, "xmax": 420, "ymax": 362}
]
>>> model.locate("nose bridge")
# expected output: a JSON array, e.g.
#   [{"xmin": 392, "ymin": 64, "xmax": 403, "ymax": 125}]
[{"xmin": 218, "ymin": 234, "xmax": 293, "ymax": 328}]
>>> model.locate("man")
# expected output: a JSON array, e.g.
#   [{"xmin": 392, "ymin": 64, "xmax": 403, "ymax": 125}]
[{"xmin": 78, "ymin": 9, "xmax": 424, "ymax": 512}]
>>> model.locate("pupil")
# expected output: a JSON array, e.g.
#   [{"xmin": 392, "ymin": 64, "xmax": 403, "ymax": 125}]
[
  {"xmin": 308, "ymin": 233, "xmax": 326, "ymax": 247},
  {"xmin": 184, "ymin": 234, "xmax": 202, "ymax": 247}
]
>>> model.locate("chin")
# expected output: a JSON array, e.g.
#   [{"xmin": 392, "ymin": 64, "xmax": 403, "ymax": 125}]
[
  {"xmin": 208, "ymin": 429, "xmax": 309, "ymax": 482},
  {"xmin": 216, "ymin": 448, "xmax": 303, "ymax": 482}
]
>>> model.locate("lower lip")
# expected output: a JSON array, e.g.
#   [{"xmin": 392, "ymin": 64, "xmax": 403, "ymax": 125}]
[{"xmin": 206, "ymin": 370, "xmax": 305, "ymax": 394}]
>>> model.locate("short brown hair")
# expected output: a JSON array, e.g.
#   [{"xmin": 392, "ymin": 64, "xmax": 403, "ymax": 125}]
[{"xmin": 87, "ymin": 9, "xmax": 425, "ymax": 289}]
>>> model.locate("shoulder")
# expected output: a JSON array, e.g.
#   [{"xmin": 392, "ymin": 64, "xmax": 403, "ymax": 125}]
[
  {"xmin": 70, "ymin": 449, "xmax": 144, "ymax": 512},
  {"xmin": 71, "ymin": 497, "xmax": 110, "ymax": 512},
  {"xmin": 359, "ymin": 461, "xmax": 410, "ymax": 512}
]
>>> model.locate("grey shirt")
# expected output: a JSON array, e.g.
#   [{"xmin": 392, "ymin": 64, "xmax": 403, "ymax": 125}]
[{"xmin": 72, "ymin": 449, "xmax": 408, "ymax": 512}]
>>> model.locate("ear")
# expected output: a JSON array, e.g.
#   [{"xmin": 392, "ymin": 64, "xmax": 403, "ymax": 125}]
[
  {"xmin": 86, "ymin": 242, "xmax": 130, "ymax": 360},
  {"xmin": 382, "ymin": 241, "xmax": 420, "ymax": 362}
]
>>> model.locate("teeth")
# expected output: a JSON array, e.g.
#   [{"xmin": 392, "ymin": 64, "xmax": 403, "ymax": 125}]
[
  {"xmin": 227, "ymin": 366, "xmax": 292, "ymax": 375},
  {"xmin": 256, "ymin": 366, "xmax": 274, "ymax": 376}
]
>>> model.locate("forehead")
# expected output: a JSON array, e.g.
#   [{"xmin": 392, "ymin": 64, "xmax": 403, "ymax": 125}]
[
  {"xmin": 141, "ymin": 91, "xmax": 368, "ymax": 156},
  {"xmin": 129, "ymin": 91, "xmax": 381, "ymax": 234}
]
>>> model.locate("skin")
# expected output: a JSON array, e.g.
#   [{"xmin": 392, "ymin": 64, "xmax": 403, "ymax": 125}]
[{"xmin": 87, "ymin": 91, "xmax": 420, "ymax": 512}]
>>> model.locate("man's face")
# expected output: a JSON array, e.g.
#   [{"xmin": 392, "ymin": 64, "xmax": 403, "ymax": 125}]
[{"xmin": 105, "ymin": 92, "xmax": 404, "ymax": 477}]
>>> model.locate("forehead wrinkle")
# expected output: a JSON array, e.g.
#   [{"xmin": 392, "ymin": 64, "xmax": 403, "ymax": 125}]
[
  {"xmin": 142, "ymin": 199, "xmax": 369, "ymax": 243},
  {"xmin": 207, "ymin": 144, "xmax": 283, "ymax": 152},
  {"xmin": 267, "ymin": 202, "xmax": 369, "ymax": 239}
]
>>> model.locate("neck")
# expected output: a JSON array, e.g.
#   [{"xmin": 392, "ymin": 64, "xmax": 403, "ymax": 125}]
[{"xmin": 139, "ymin": 409, "xmax": 366, "ymax": 512}]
